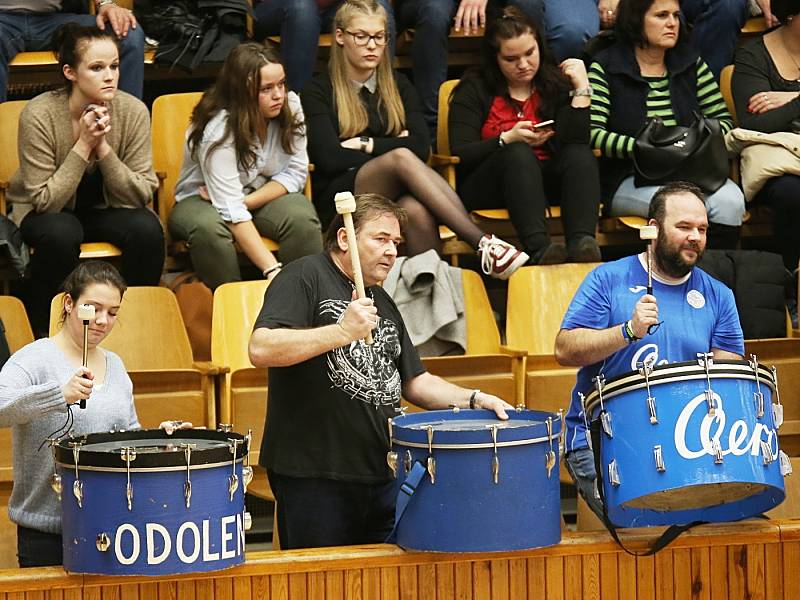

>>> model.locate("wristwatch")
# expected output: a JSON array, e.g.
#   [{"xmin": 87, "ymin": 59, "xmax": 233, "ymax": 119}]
[
  {"xmin": 569, "ymin": 87, "xmax": 593, "ymax": 97},
  {"xmin": 359, "ymin": 136, "xmax": 370, "ymax": 152},
  {"xmin": 96, "ymin": 0, "xmax": 115, "ymax": 7}
]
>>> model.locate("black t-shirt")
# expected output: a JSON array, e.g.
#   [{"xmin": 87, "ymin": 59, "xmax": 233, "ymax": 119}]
[{"xmin": 254, "ymin": 253, "xmax": 426, "ymax": 483}]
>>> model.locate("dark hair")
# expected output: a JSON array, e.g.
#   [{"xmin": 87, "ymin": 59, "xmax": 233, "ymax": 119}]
[
  {"xmin": 60, "ymin": 261, "xmax": 127, "ymax": 323},
  {"xmin": 188, "ymin": 42, "xmax": 303, "ymax": 172},
  {"xmin": 615, "ymin": 0, "xmax": 687, "ymax": 49},
  {"xmin": 647, "ymin": 181, "xmax": 706, "ymax": 223},
  {"xmin": 772, "ymin": 0, "xmax": 800, "ymax": 23},
  {"xmin": 51, "ymin": 23, "xmax": 120, "ymax": 91},
  {"xmin": 324, "ymin": 193, "xmax": 408, "ymax": 252},
  {"xmin": 459, "ymin": 5, "xmax": 568, "ymax": 116}
]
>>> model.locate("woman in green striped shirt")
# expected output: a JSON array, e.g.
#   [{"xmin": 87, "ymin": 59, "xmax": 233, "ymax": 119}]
[{"xmin": 588, "ymin": 0, "xmax": 744, "ymax": 248}]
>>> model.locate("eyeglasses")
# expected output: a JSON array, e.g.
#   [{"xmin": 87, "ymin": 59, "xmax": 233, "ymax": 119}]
[{"xmin": 345, "ymin": 30, "xmax": 388, "ymax": 47}]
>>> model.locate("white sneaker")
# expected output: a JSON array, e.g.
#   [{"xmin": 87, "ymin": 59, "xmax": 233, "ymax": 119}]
[{"xmin": 478, "ymin": 235, "xmax": 529, "ymax": 280}]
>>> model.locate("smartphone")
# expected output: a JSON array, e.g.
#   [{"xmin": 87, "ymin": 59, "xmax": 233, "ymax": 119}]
[{"xmin": 532, "ymin": 119, "xmax": 555, "ymax": 129}]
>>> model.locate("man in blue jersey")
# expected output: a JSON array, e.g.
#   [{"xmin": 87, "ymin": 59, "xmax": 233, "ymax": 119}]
[{"xmin": 554, "ymin": 181, "xmax": 745, "ymax": 518}]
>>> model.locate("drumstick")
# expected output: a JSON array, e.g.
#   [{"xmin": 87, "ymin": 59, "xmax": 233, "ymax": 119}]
[
  {"xmin": 77, "ymin": 304, "xmax": 95, "ymax": 410},
  {"xmin": 640, "ymin": 225, "xmax": 658, "ymax": 296},
  {"xmin": 334, "ymin": 191, "xmax": 373, "ymax": 345}
]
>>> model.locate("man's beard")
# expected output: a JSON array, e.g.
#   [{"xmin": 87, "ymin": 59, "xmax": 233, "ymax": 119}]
[{"xmin": 654, "ymin": 229, "xmax": 703, "ymax": 278}]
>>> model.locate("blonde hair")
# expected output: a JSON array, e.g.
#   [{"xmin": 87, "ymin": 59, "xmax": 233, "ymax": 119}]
[{"xmin": 329, "ymin": 0, "xmax": 405, "ymax": 138}]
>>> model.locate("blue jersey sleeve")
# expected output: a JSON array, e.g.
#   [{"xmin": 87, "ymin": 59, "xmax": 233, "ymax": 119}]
[
  {"xmin": 561, "ymin": 265, "xmax": 613, "ymax": 331},
  {"xmin": 711, "ymin": 285, "xmax": 745, "ymax": 356}
]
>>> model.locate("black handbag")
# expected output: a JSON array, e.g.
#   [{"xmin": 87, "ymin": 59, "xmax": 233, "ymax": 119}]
[{"xmin": 632, "ymin": 115, "xmax": 729, "ymax": 194}]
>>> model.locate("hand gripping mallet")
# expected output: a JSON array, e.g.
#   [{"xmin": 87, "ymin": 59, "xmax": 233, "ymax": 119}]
[
  {"xmin": 77, "ymin": 304, "xmax": 95, "ymax": 409},
  {"xmin": 334, "ymin": 192, "xmax": 374, "ymax": 345},
  {"xmin": 639, "ymin": 225, "xmax": 658, "ymax": 296}
]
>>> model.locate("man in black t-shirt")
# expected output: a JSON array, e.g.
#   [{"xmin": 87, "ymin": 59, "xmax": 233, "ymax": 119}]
[{"xmin": 249, "ymin": 193, "xmax": 513, "ymax": 550}]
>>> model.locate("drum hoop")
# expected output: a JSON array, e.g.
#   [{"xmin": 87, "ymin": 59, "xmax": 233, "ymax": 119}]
[
  {"xmin": 583, "ymin": 362, "xmax": 775, "ymax": 413},
  {"xmin": 53, "ymin": 457, "xmax": 244, "ymax": 473},
  {"xmin": 392, "ymin": 434, "xmax": 557, "ymax": 450}
]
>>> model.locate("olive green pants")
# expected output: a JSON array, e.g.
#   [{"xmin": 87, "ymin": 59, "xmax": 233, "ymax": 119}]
[{"xmin": 168, "ymin": 193, "xmax": 322, "ymax": 289}]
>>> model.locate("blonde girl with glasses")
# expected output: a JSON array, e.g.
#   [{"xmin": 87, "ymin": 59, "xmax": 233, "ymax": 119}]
[{"xmin": 302, "ymin": 0, "xmax": 529, "ymax": 279}]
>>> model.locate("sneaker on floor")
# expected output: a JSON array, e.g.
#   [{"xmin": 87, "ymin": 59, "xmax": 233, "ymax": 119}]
[
  {"xmin": 478, "ymin": 235, "xmax": 529, "ymax": 280},
  {"xmin": 568, "ymin": 236, "xmax": 602, "ymax": 263},
  {"xmin": 531, "ymin": 242, "xmax": 568, "ymax": 265}
]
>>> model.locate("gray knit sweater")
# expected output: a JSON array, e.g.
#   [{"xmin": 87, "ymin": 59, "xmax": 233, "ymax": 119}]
[{"xmin": 0, "ymin": 338, "xmax": 139, "ymax": 534}]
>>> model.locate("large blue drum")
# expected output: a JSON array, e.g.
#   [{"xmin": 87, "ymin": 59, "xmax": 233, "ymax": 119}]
[
  {"xmin": 583, "ymin": 358, "xmax": 788, "ymax": 528},
  {"xmin": 55, "ymin": 429, "xmax": 252, "ymax": 576},
  {"xmin": 390, "ymin": 408, "xmax": 562, "ymax": 552}
]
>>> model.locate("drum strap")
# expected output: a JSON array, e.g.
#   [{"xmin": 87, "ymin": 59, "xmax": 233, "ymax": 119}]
[
  {"xmin": 385, "ymin": 461, "xmax": 427, "ymax": 544},
  {"xmin": 589, "ymin": 416, "xmax": 706, "ymax": 556}
]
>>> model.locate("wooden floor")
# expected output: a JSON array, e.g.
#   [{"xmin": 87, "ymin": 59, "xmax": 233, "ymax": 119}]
[{"xmin": 0, "ymin": 519, "xmax": 797, "ymax": 599}]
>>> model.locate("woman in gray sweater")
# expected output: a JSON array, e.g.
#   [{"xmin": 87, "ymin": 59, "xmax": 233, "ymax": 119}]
[{"xmin": 0, "ymin": 262, "xmax": 138, "ymax": 568}]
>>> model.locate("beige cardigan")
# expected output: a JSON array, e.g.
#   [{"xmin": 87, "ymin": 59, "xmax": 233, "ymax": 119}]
[
  {"xmin": 7, "ymin": 89, "xmax": 158, "ymax": 226},
  {"xmin": 725, "ymin": 128, "xmax": 800, "ymax": 202}
]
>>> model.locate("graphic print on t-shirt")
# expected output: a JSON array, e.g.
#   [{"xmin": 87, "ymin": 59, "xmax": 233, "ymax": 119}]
[{"xmin": 320, "ymin": 299, "xmax": 402, "ymax": 407}]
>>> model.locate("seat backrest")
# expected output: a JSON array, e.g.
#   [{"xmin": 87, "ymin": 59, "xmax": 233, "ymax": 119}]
[
  {"xmin": 0, "ymin": 296, "xmax": 33, "ymax": 354},
  {"xmin": 151, "ymin": 92, "xmax": 203, "ymax": 225},
  {"xmin": 720, "ymin": 64, "xmax": 737, "ymax": 126},
  {"xmin": 0, "ymin": 101, "xmax": 27, "ymax": 196},
  {"xmin": 49, "ymin": 286, "xmax": 195, "ymax": 369},
  {"xmin": 211, "ymin": 280, "xmax": 270, "ymax": 373},
  {"xmin": 506, "ymin": 264, "xmax": 601, "ymax": 355},
  {"xmin": 436, "ymin": 79, "xmax": 459, "ymax": 156},
  {"xmin": 462, "ymin": 269, "xmax": 501, "ymax": 354}
]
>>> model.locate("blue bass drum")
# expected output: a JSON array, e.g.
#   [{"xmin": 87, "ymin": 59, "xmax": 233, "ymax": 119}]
[
  {"xmin": 583, "ymin": 358, "xmax": 789, "ymax": 528},
  {"xmin": 54, "ymin": 428, "xmax": 252, "ymax": 576},
  {"xmin": 389, "ymin": 408, "xmax": 562, "ymax": 552}
]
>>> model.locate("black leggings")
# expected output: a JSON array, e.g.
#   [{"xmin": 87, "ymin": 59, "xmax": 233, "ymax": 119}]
[
  {"xmin": 17, "ymin": 525, "xmax": 62, "ymax": 568},
  {"xmin": 460, "ymin": 142, "xmax": 600, "ymax": 255},
  {"xmin": 753, "ymin": 174, "xmax": 800, "ymax": 271},
  {"xmin": 20, "ymin": 207, "xmax": 165, "ymax": 335}
]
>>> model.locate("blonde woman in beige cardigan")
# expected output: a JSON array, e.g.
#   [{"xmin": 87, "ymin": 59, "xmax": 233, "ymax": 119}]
[{"xmin": 7, "ymin": 23, "xmax": 164, "ymax": 336}]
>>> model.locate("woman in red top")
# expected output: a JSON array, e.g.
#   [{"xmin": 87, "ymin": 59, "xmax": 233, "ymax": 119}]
[{"xmin": 449, "ymin": 6, "xmax": 601, "ymax": 264}]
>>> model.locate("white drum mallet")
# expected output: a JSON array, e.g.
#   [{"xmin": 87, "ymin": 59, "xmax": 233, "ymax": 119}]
[
  {"xmin": 640, "ymin": 225, "xmax": 658, "ymax": 296},
  {"xmin": 77, "ymin": 303, "xmax": 95, "ymax": 409},
  {"xmin": 334, "ymin": 191, "xmax": 373, "ymax": 345}
]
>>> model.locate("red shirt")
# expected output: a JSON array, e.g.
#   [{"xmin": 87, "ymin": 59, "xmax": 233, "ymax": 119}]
[{"xmin": 480, "ymin": 90, "xmax": 551, "ymax": 162}]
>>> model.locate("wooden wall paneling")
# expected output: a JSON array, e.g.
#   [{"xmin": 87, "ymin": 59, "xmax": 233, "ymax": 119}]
[
  {"xmin": 379, "ymin": 567, "xmax": 399, "ymax": 600},
  {"xmin": 307, "ymin": 572, "xmax": 325, "ymax": 600},
  {"xmin": 119, "ymin": 583, "xmax": 139, "ymax": 600},
  {"xmin": 525, "ymin": 557, "xmax": 545, "ymax": 599},
  {"xmin": 727, "ymin": 545, "xmax": 746, "ymax": 600},
  {"xmin": 709, "ymin": 546, "xmax": 729, "ymax": 600},
  {"xmin": 598, "ymin": 553, "xmax": 617, "ymax": 599},
  {"xmin": 195, "ymin": 579, "xmax": 213, "ymax": 600},
  {"xmin": 690, "ymin": 547, "xmax": 711, "ymax": 600},
  {"xmin": 415, "ymin": 564, "xmax": 435, "ymax": 600},
  {"xmin": 544, "ymin": 555, "xmax": 564, "ymax": 600},
  {"xmin": 507, "ymin": 559, "xmax": 526, "ymax": 599},
  {"xmin": 489, "ymin": 559, "xmax": 508, "ymax": 600},
  {"xmin": 288, "ymin": 573, "xmax": 307, "ymax": 600},
  {"xmin": 764, "ymin": 542, "xmax": 783, "ymax": 600},
  {"xmin": 745, "ymin": 543, "xmax": 766, "ymax": 599},
  {"xmin": 453, "ymin": 561, "xmax": 472, "ymax": 600},
  {"xmin": 175, "ymin": 580, "xmax": 195, "ymax": 600},
  {"xmin": 655, "ymin": 550, "xmax": 674, "ymax": 600},
  {"xmin": 398, "ymin": 565, "xmax": 418, "ymax": 600},
  {"xmin": 270, "ymin": 573, "xmax": 288, "ymax": 600},
  {"xmin": 98, "ymin": 586, "xmax": 118, "ymax": 600},
  {"xmin": 582, "ymin": 553, "xmax": 600, "ymax": 600},
  {"xmin": 324, "ymin": 571, "xmax": 343, "ymax": 600},
  {"xmin": 617, "ymin": 553, "xmax": 636, "ymax": 600},
  {"xmin": 213, "ymin": 577, "xmax": 232, "ymax": 600},
  {"xmin": 362, "ymin": 568, "xmax": 380, "ymax": 600},
  {"xmin": 343, "ymin": 570, "xmax": 361, "ymax": 600},
  {"xmin": 471, "ymin": 561, "xmax": 490, "ymax": 600},
  {"xmin": 636, "ymin": 554, "xmax": 656, "ymax": 600},
  {"xmin": 251, "ymin": 575, "xmax": 270, "ymax": 600},
  {"xmin": 84, "ymin": 587, "xmax": 101, "ymax": 600},
  {"xmin": 564, "ymin": 554, "xmax": 582, "ymax": 600},
  {"xmin": 433, "ymin": 563, "xmax": 454, "ymax": 600},
  {"xmin": 671, "ymin": 548, "xmax": 691, "ymax": 600}
]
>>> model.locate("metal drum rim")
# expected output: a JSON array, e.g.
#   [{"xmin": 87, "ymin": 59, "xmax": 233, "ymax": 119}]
[
  {"xmin": 54, "ymin": 457, "xmax": 245, "ymax": 473},
  {"xmin": 391, "ymin": 434, "xmax": 559, "ymax": 450},
  {"xmin": 52, "ymin": 428, "xmax": 249, "ymax": 469},
  {"xmin": 583, "ymin": 359, "xmax": 775, "ymax": 413}
]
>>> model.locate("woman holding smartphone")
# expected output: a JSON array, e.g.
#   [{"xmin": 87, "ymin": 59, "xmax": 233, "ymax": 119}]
[
  {"xmin": 7, "ymin": 23, "xmax": 164, "ymax": 336},
  {"xmin": 449, "ymin": 6, "xmax": 601, "ymax": 264}
]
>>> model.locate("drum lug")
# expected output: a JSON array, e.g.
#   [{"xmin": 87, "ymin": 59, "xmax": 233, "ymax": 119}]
[
  {"xmin": 771, "ymin": 366, "xmax": 783, "ymax": 427},
  {"xmin": 95, "ymin": 532, "xmax": 111, "ymax": 552},
  {"xmin": 647, "ymin": 396, "xmax": 658, "ymax": 425},
  {"xmin": 698, "ymin": 352, "xmax": 717, "ymax": 415},
  {"xmin": 601, "ymin": 411, "xmax": 613, "ymax": 438},
  {"xmin": 712, "ymin": 440, "xmax": 724, "ymax": 464},
  {"xmin": 544, "ymin": 418, "xmax": 556, "ymax": 479},
  {"xmin": 490, "ymin": 425, "xmax": 501, "ymax": 484},
  {"xmin": 653, "ymin": 445, "xmax": 666, "ymax": 472},
  {"xmin": 71, "ymin": 443, "xmax": 83, "ymax": 509},
  {"xmin": 227, "ymin": 439, "xmax": 241, "ymax": 501},
  {"xmin": 218, "ymin": 423, "xmax": 233, "ymax": 433},
  {"xmin": 244, "ymin": 511, "xmax": 253, "ymax": 531},
  {"xmin": 608, "ymin": 460, "xmax": 620, "ymax": 486},
  {"xmin": 426, "ymin": 426, "xmax": 436, "ymax": 485},
  {"xmin": 121, "ymin": 447, "xmax": 136, "ymax": 511},
  {"xmin": 780, "ymin": 450, "xmax": 793, "ymax": 476},
  {"xmin": 242, "ymin": 466, "xmax": 254, "ymax": 492},
  {"xmin": 50, "ymin": 473, "xmax": 62, "ymax": 500},
  {"xmin": 750, "ymin": 354, "xmax": 765, "ymax": 419},
  {"xmin": 761, "ymin": 441, "xmax": 775, "ymax": 466},
  {"xmin": 404, "ymin": 450, "xmax": 413, "ymax": 474},
  {"xmin": 387, "ymin": 451, "xmax": 398, "ymax": 478}
]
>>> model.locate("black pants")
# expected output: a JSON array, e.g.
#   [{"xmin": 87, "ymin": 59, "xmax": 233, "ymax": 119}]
[
  {"xmin": 17, "ymin": 525, "xmax": 62, "ymax": 568},
  {"xmin": 753, "ymin": 174, "xmax": 800, "ymax": 271},
  {"xmin": 20, "ymin": 208, "xmax": 165, "ymax": 335},
  {"xmin": 459, "ymin": 142, "xmax": 600, "ymax": 255},
  {"xmin": 268, "ymin": 470, "xmax": 396, "ymax": 550}
]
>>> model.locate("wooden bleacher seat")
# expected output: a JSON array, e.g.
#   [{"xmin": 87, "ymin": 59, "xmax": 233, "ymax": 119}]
[
  {"xmin": 48, "ymin": 286, "xmax": 222, "ymax": 429},
  {"xmin": 0, "ymin": 296, "xmax": 35, "ymax": 568},
  {"xmin": 0, "ymin": 100, "xmax": 122, "ymax": 262}
]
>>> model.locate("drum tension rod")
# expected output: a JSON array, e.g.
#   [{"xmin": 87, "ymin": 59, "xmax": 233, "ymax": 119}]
[
  {"xmin": 227, "ymin": 439, "xmax": 241, "ymax": 501},
  {"xmin": 579, "ymin": 393, "xmax": 592, "ymax": 451},
  {"xmin": 653, "ymin": 445, "xmax": 666, "ymax": 472},
  {"xmin": 120, "ymin": 446, "xmax": 136, "ymax": 511},
  {"xmin": 749, "ymin": 354, "xmax": 765, "ymax": 420},
  {"xmin": 181, "ymin": 443, "xmax": 196, "ymax": 508},
  {"xmin": 594, "ymin": 375, "xmax": 613, "ymax": 438},
  {"xmin": 771, "ymin": 366, "xmax": 784, "ymax": 428},
  {"xmin": 697, "ymin": 352, "xmax": 716, "ymax": 415},
  {"xmin": 490, "ymin": 425, "xmax": 500, "ymax": 484},
  {"xmin": 242, "ymin": 430, "xmax": 254, "ymax": 493},
  {"xmin": 544, "ymin": 418, "xmax": 556, "ymax": 479},
  {"xmin": 426, "ymin": 426, "xmax": 436, "ymax": 485},
  {"xmin": 49, "ymin": 440, "xmax": 62, "ymax": 500},
  {"xmin": 71, "ymin": 442, "xmax": 84, "ymax": 509},
  {"xmin": 637, "ymin": 358, "xmax": 658, "ymax": 425},
  {"xmin": 386, "ymin": 418, "xmax": 398, "ymax": 479}
]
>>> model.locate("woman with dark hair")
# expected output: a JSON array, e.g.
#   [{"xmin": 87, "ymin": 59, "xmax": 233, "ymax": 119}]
[
  {"xmin": 169, "ymin": 42, "xmax": 323, "ymax": 289},
  {"xmin": 302, "ymin": 0, "xmax": 528, "ymax": 279},
  {"xmin": 732, "ymin": 0, "xmax": 800, "ymax": 271},
  {"xmin": 7, "ymin": 23, "xmax": 164, "ymax": 336},
  {"xmin": 0, "ymin": 262, "xmax": 138, "ymax": 567},
  {"xmin": 589, "ymin": 0, "xmax": 745, "ymax": 248},
  {"xmin": 449, "ymin": 6, "xmax": 601, "ymax": 264}
]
